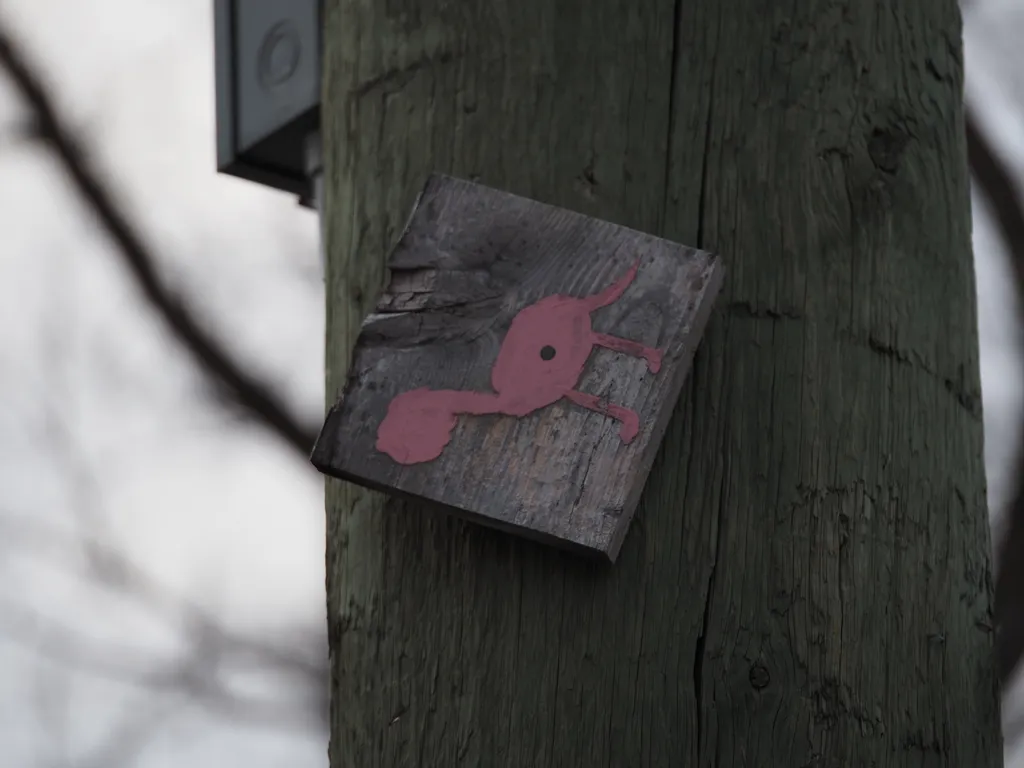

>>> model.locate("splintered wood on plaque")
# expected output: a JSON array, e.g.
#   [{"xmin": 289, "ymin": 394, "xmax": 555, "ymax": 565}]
[{"xmin": 311, "ymin": 174, "xmax": 723, "ymax": 561}]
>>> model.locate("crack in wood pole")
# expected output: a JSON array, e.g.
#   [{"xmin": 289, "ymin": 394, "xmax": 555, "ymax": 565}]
[
  {"xmin": 694, "ymin": 467, "xmax": 726, "ymax": 762},
  {"xmin": 661, "ymin": 0, "xmax": 685, "ymax": 238}
]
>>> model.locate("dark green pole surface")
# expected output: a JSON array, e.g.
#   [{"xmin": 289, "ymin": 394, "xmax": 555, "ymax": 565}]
[{"xmin": 322, "ymin": 1, "xmax": 1001, "ymax": 765}]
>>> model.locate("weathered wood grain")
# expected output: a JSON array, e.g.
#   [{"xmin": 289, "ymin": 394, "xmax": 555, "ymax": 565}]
[
  {"xmin": 312, "ymin": 174, "xmax": 722, "ymax": 560},
  {"xmin": 322, "ymin": 0, "xmax": 1002, "ymax": 765}
]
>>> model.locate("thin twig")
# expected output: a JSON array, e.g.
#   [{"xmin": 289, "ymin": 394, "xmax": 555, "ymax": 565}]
[
  {"xmin": 0, "ymin": 514, "xmax": 327, "ymax": 729},
  {"xmin": 0, "ymin": 24, "xmax": 319, "ymax": 458},
  {"xmin": 0, "ymin": 599, "xmax": 323, "ymax": 730},
  {"xmin": 1, "ymin": 515, "xmax": 326, "ymax": 684},
  {"xmin": 965, "ymin": 108, "xmax": 1024, "ymax": 690}
]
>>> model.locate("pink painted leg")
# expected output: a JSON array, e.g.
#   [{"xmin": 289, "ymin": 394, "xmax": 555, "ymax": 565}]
[
  {"xmin": 564, "ymin": 390, "xmax": 641, "ymax": 443},
  {"xmin": 590, "ymin": 332, "xmax": 662, "ymax": 373}
]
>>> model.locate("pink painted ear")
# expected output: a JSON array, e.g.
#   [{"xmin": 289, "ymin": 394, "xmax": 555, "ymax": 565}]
[{"xmin": 376, "ymin": 388, "xmax": 459, "ymax": 465}]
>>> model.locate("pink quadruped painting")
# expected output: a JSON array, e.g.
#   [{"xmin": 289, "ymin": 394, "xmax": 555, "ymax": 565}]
[
  {"xmin": 311, "ymin": 174, "xmax": 723, "ymax": 561},
  {"xmin": 376, "ymin": 259, "xmax": 662, "ymax": 466}
]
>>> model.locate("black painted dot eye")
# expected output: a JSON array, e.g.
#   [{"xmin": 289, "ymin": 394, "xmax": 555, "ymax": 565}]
[{"xmin": 540, "ymin": 345, "xmax": 556, "ymax": 361}]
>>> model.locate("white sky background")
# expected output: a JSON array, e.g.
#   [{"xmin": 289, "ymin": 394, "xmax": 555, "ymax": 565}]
[{"xmin": 0, "ymin": 0, "xmax": 1021, "ymax": 766}]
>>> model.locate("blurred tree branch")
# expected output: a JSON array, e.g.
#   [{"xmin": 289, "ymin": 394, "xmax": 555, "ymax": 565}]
[
  {"xmin": 965, "ymin": 108, "xmax": 1024, "ymax": 692},
  {"xmin": 0, "ymin": 514, "xmax": 327, "ymax": 731},
  {"xmin": 0, "ymin": 24, "xmax": 319, "ymax": 459},
  {"xmin": 0, "ymin": 22, "xmax": 327, "ymax": 760}
]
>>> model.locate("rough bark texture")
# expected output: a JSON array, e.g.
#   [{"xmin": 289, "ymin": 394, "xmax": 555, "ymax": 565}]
[{"xmin": 322, "ymin": 0, "xmax": 1002, "ymax": 765}]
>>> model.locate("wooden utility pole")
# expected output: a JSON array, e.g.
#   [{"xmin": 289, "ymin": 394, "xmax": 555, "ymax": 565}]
[{"xmin": 321, "ymin": 0, "xmax": 1002, "ymax": 764}]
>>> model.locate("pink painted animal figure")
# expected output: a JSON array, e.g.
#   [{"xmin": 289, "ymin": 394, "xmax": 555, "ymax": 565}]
[{"xmin": 376, "ymin": 259, "xmax": 662, "ymax": 464}]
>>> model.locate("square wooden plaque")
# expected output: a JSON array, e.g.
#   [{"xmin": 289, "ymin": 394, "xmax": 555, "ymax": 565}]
[{"xmin": 312, "ymin": 174, "xmax": 723, "ymax": 561}]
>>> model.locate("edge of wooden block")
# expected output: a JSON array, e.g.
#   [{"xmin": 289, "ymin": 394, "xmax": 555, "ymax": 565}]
[{"xmin": 601, "ymin": 252, "xmax": 727, "ymax": 563}]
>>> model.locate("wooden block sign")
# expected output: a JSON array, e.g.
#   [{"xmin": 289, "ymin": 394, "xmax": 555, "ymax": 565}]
[{"xmin": 311, "ymin": 174, "xmax": 723, "ymax": 561}]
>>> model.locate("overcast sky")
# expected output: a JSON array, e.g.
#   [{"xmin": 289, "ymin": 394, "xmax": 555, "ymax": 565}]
[{"xmin": 0, "ymin": 1, "xmax": 1022, "ymax": 766}]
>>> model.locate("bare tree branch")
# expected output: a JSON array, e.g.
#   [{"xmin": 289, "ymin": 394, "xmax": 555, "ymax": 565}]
[
  {"xmin": 968, "ymin": 114, "xmax": 1024, "ymax": 287},
  {"xmin": 73, "ymin": 694, "xmax": 185, "ymax": 768},
  {"xmin": 965, "ymin": 108, "xmax": 1024, "ymax": 691},
  {"xmin": 0, "ymin": 24, "xmax": 319, "ymax": 458},
  {"xmin": 0, "ymin": 599, "xmax": 323, "ymax": 732},
  {"xmin": 0, "ymin": 514, "xmax": 327, "ymax": 730},
  {"xmin": 1, "ymin": 515, "xmax": 326, "ymax": 683}
]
